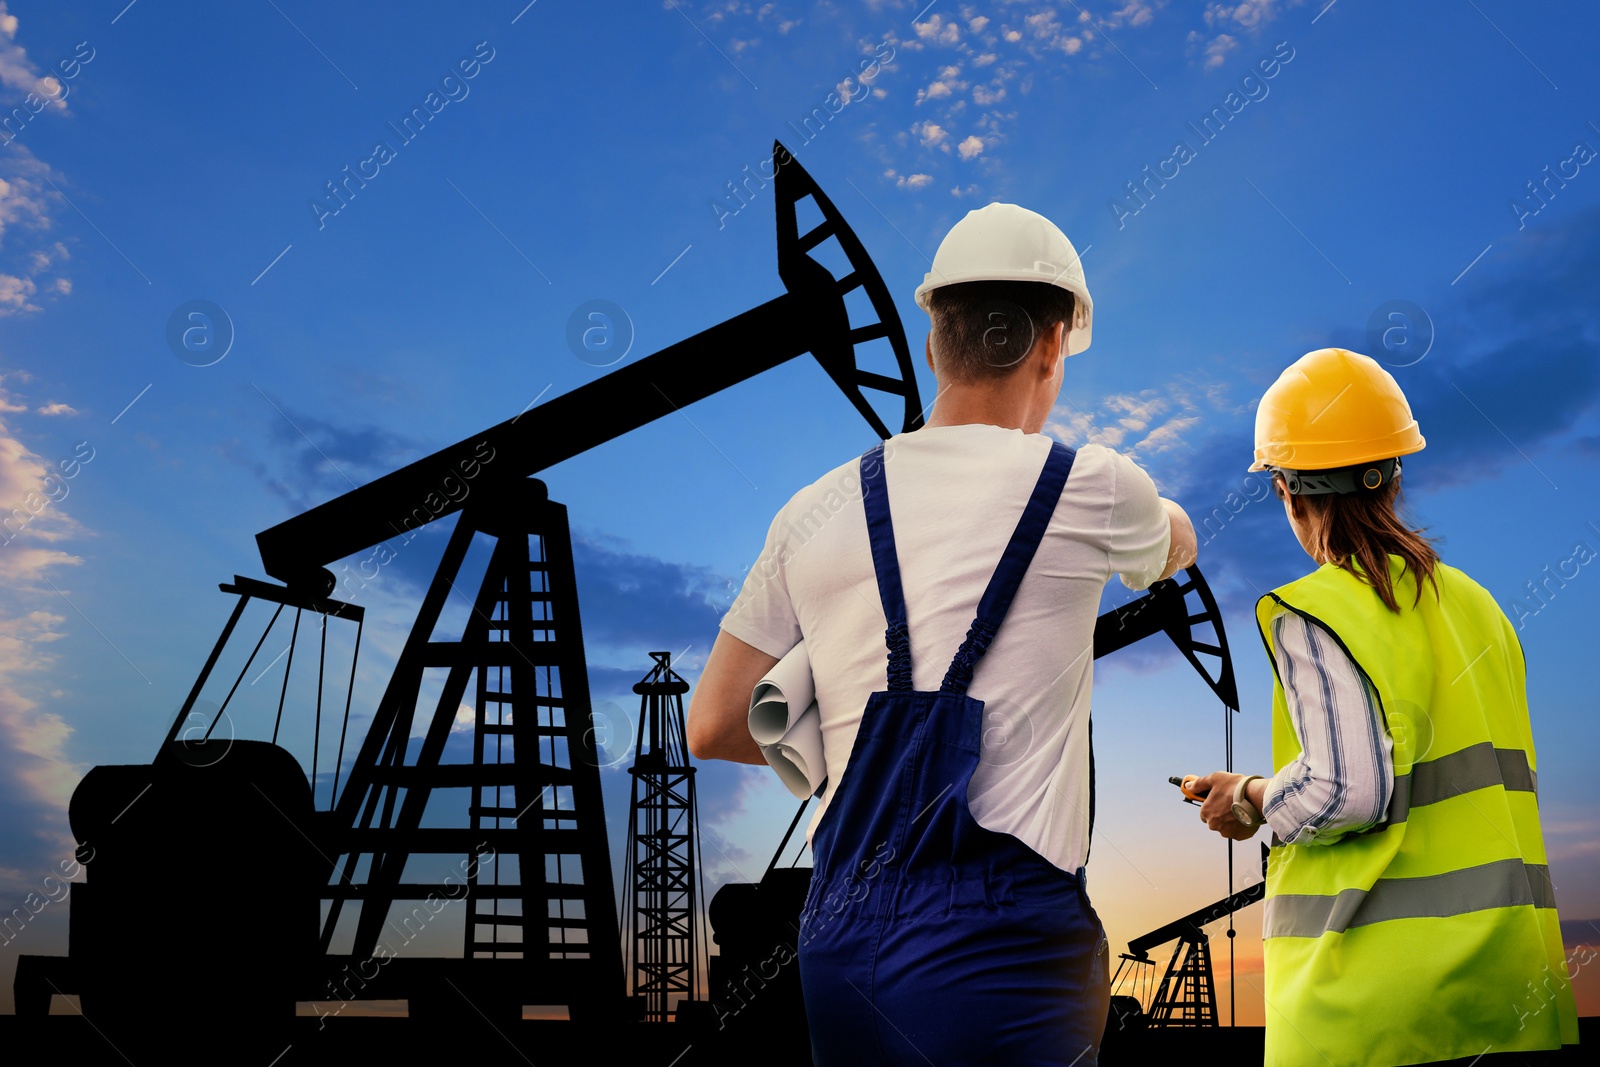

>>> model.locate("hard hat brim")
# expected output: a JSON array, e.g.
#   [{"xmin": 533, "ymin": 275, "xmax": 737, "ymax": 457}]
[
  {"xmin": 1249, "ymin": 434, "xmax": 1425, "ymax": 473},
  {"xmin": 916, "ymin": 272, "xmax": 1095, "ymax": 355}
]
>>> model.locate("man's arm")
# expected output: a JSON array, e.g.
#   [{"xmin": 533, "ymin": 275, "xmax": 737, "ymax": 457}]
[
  {"xmin": 1157, "ymin": 498, "xmax": 1197, "ymax": 582},
  {"xmin": 1106, "ymin": 450, "xmax": 1197, "ymax": 590},
  {"xmin": 686, "ymin": 629, "xmax": 779, "ymax": 764}
]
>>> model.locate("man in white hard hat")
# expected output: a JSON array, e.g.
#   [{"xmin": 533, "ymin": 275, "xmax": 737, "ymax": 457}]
[{"xmin": 688, "ymin": 202, "xmax": 1197, "ymax": 1065}]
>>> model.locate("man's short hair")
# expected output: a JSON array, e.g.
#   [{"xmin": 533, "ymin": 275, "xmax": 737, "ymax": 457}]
[{"xmin": 926, "ymin": 280, "xmax": 1076, "ymax": 383}]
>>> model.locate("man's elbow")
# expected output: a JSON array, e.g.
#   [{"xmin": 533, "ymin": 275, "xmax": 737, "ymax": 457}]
[
  {"xmin": 685, "ymin": 697, "xmax": 743, "ymax": 762},
  {"xmin": 685, "ymin": 701, "xmax": 715, "ymax": 761},
  {"xmin": 687, "ymin": 724, "xmax": 720, "ymax": 762},
  {"xmin": 1159, "ymin": 498, "xmax": 1198, "ymax": 580}
]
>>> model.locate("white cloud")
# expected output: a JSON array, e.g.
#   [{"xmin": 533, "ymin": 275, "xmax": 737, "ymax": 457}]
[
  {"xmin": 1135, "ymin": 416, "xmax": 1202, "ymax": 455},
  {"xmin": 1024, "ymin": 11, "xmax": 1062, "ymax": 39},
  {"xmin": 913, "ymin": 13, "xmax": 961, "ymax": 45},
  {"xmin": 0, "ymin": 404, "xmax": 93, "ymax": 863},
  {"xmin": 1205, "ymin": 0, "xmax": 1296, "ymax": 31},
  {"xmin": 884, "ymin": 168, "xmax": 933, "ymax": 190},
  {"xmin": 915, "ymin": 63, "xmax": 967, "ymax": 106},
  {"xmin": 1191, "ymin": 0, "xmax": 1299, "ymax": 64},
  {"xmin": 1045, "ymin": 381, "xmax": 1231, "ymax": 477},
  {"xmin": 0, "ymin": 408, "xmax": 86, "ymax": 551},
  {"xmin": 0, "ymin": 272, "xmax": 36, "ymax": 316},
  {"xmin": 1203, "ymin": 32, "xmax": 1238, "ymax": 68},
  {"xmin": 982, "ymin": 1, "xmax": 1161, "ymax": 67},
  {"xmin": 879, "ymin": 2, "xmax": 1166, "ymax": 205},
  {"xmin": 1106, "ymin": 393, "xmax": 1170, "ymax": 428},
  {"xmin": 667, "ymin": 2, "xmax": 799, "ymax": 56},
  {"xmin": 0, "ymin": 2, "xmax": 71, "ymax": 114},
  {"xmin": 973, "ymin": 82, "xmax": 1005, "ymax": 105},
  {"xmin": 0, "ymin": 148, "xmax": 72, "ymax": 310},
  {"xmin": 0, "ymin": 609, "xmax": 84, "ymax": 797},
  {"xmin": 915, "ymin": 120, "xmax": 949, "ymax": 148},
  {"xmin": 35, "ymin": 402, "xmax": 75, "ymax": 416},
  {"xmin": 1106, "ymin": 1, "xmax": 1158, "ymax": 29},
  {"xmin": 0, "ymin": 171, "xmax": 51, "ymax": 243},
  {"xmin": 0, "ymin": 600, "xmax": 87, "ymax": 890}
]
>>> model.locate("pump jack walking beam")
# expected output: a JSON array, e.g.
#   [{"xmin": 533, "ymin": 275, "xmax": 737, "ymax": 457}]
[{"xmin": 255, "ymin": 141, "xmax": 925, "ymax": 593}]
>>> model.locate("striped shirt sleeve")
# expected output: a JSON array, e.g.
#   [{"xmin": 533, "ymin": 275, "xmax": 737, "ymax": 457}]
[{"xmin": 1260, "ymin": 612, "xmax": 1393, "ymax": 846}]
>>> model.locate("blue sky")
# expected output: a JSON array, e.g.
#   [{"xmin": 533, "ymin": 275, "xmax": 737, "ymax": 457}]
[{"xmin": 2, "ymin": 0, "xmax": 1597, "ymax": 1023}]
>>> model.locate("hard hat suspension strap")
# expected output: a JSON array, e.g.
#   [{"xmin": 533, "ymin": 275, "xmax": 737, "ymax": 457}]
[{"xmin": 1275, "ymin": 457, "xmax": 1400, "ymax": 496}]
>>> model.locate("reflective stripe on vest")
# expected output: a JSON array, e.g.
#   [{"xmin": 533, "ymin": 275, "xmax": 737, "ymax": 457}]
[
  {"xmin": 1356, "ymin": 740, "xmax": 1537, "ymax": 832},
  {"xmin": 1263, "ymin": 857, "xmax": 1558, "ymax": 938}
]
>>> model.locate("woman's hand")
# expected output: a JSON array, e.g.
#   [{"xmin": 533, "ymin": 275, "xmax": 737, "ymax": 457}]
[{"xmin": 1190, "ymin": 770, "xmax": 1263, "ymax": 841}]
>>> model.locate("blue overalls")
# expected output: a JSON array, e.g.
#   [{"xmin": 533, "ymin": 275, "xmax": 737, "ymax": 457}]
[{"xmin": 797, "ymin": 440, "xmax": 1110, "ymax": 1066}]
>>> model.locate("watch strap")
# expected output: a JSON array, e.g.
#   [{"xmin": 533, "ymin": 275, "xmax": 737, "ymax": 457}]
[{"xmin": 1233, "ymin": 774, "xmax": 1265, "ymax": 826}]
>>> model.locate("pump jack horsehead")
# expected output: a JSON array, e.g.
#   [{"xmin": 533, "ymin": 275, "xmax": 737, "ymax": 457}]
[{"xmin": 14, "ymin": 140, "xmax": 1239, "ymax": 1056}]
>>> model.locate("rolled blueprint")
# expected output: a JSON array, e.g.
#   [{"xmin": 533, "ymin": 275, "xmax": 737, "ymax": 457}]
[{"xmin": 748, "ymin": 640, "xmax": 826, "ymax": 799}]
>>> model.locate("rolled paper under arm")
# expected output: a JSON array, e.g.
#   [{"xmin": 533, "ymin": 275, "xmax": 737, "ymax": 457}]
[{"xmin": 748, "ymin": 640, "xmax": 826, "ymax": 799}]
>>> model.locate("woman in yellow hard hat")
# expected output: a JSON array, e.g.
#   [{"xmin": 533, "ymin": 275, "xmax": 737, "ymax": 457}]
[{"xmin": 1185, "ymin": 348, "xmax": 1577, "ymax": 1066}]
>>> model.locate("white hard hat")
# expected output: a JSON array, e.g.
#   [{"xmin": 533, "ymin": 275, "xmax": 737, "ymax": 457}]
[{"xmin": 914, "ymin": 202, "xmax": 1094, "ymax": 355}]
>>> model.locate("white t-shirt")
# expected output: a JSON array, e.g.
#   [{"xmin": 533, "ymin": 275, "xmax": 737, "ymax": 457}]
[{"xmin": 718, "ymin": 423, "xmax": 1172, "ymax": 872}]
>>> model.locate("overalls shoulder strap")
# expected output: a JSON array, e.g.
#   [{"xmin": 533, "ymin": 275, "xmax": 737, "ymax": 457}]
[
  {"xmin": 860, "ymin": 442, "xmax": 912, "ymax": 690},
  {"xmin": 941, "ymin": 440, "xmax": 1077, "ymax": 694}
]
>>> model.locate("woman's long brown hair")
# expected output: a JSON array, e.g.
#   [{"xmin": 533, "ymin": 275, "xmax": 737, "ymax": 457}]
[{"xmin": 1282, "ymin": 476, "xmax": 1440, "ymax": 613}]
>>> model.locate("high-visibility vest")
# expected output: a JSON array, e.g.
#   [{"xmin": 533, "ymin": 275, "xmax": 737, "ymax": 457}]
[{"xmin": 1255, "ymin": 556, "xmax": 1578, "ymax": 1067}]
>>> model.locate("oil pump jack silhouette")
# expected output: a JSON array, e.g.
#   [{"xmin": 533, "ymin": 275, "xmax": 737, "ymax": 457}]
[{"xmin": 13, "ymin": 140, "xmax": 1250, "ymax": 1060}]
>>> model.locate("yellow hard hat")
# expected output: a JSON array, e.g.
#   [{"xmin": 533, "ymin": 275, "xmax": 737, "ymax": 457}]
[{"xmin": 1250, "ymin": 348, "xmax": 1425, "ymax": 474}]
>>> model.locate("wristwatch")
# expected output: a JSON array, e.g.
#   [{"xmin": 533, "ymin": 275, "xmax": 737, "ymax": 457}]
[{"xmin": 1232, "ymin": 775, "xmax": 1265, "ymax": 830}]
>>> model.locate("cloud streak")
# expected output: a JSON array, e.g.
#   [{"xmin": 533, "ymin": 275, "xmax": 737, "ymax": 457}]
[
  {"xmin": 0, "ymin": 149, "xmax": 72, "ymax": 316},
  {"xmin": 0, "ymin": 404, "xmax": 91, "ymax": 912}
]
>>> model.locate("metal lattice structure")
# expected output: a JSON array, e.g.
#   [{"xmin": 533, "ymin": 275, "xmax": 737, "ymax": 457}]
[
  {"xmin": 623, "ymin": 652, "xmax": 703, "ymax": 1023},
  {"xmin": 321, "ymin": 479, "xmax": 625, "ymax": 1018},
  {"xmin": 1148, "ymin": 931, "xmax": 1219, "ymax": 1027},
  {"xmin": 1110, "ymin": 846, "xmax": 1268, "ymax": 1031}
]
